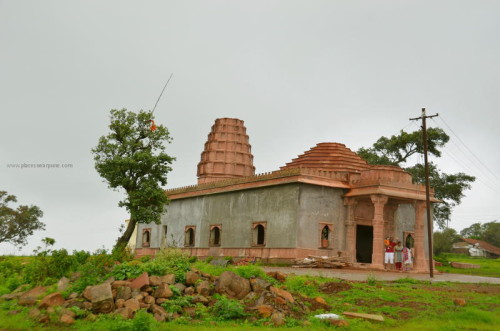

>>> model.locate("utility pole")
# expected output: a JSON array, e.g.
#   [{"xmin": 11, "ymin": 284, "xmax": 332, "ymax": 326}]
[{"xmin": 410, "ymin": 108, "xmax": 439, "ymax": 278}]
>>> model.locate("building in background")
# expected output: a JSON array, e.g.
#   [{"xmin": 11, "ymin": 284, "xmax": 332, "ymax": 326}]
[{"xmin": 135, "ymin": 118, "xmax": 436, "ymax": 272}]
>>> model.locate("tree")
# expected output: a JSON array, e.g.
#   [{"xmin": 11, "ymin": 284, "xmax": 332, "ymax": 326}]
[
  {"xmin": 433, "ymin": 228, "xmax": 460, "ymax": 255},
  {"xmin": 358, "ymin": 128, "xmax": 475, "ymax": 229},
  {"xmin": 0, "ymin": 191, "xmax": 45, "ymax": 246},
  {"xmin": 92, "ymin": 109, "xmax": 175, "ymax": 251},
  {"xmin": 460, "ymin": 221, "xmax": 500, "ymax": 247}
]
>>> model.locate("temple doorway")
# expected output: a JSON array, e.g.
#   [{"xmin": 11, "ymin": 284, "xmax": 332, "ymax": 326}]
[{"xmin": 356, "ymin": 225, "xmax": 373, "ymax": 263}]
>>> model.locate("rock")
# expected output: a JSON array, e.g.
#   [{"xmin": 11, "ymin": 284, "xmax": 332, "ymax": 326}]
[
  {"xmin": 140, "ymin": 303, "xmax": 151, "ymax": 309},
  {"xmin": 115, "ymin": 299, "xmax": 125, "ymax": 308},
  {"xmin": 18, "ymin": 286, "xmax": 46, "ymax": 306},
  {"xmin": 60, "ymin": 308, "xmax": 77, "ymax": 319},
  {"xmin": 111, "ymin": 280, "xmax": 131, "ymax": 288},
  {"xmin": 196, "ymin": 280, "xmax": 211, "ymax": 296},
  {"xmin": 454, "ymin": 298, "xmax": 466, "ymax": 306},
  {"xmin": 1, "ymin": 292, "xmax": 23, "ymax": 301},
  {"xmin": 275, "ymin": 271, "xmax": 287, "ymax": 282},
  {"xmin": 144, "ymin": 295, "xmax": 156, "ymax": 305},
  {"xmin": 134, "ymin": 294, "xmax": 144, "ymax": 301},
  {"xmin": 46, "ymin": 306, "xmax": 56, "ymax": 314},
  {"xmin": 60, "ymin": 314, "xmax": 75, "ymax": 325},
  {"xmin": 256, "ymin": 305, "xmax": 274, "ymax": 318},
  {"xmin": 154, "ymin": 284, "xmax": 173, "ymax": 299},
  {"xmin": 85, "ymin": 283, "xmax": 115, "ymax": 313},
  {"xmin": 314, "ymin": 297, "xmax": 327, "ymax": 305},
  {"xmin": 270, "ymin": 286, "xmax": 294, "ymax": 303},
  {"xmin": 130, "ymin": 272, "xmax": 150, "ymax": 289},
  {"xmin": 192, "ymin": 295, "xmax": 209, "ymax": 305},
  {"xmin": 174, "ymin": 283, "xmax": 186, "ymax": 292},
  {"xmin": 329, "ymin": 319, "xmax": 349, "ymax": 327},
  {"xmin": 67, "ymin": 292, "xmax": 78, "ymax": 300},
  {"xmin": 13, "ymin": 284, "xmax": 31, "ymax": 294},
  {"xmin": 215, "ymin": 271, "xmax": 251, "ymax": 300},
  {"xmin": 156, "ymin": 298, "xmax": 167, "ymax": 305},
  {"xmin": 63, "ymin": 299, "xmax": 87, "ymax": 310},
  {"xmin": 57, "ymin": 277, "xmax": 70, "ymax": 292},
  {"xmin": 271, "ymin": 311, "xmax": 285, "ymax": 326},
  {"xmin": 124, "ymin": 298, "xmax": 141, "ymax": 312},
  {"xmin": 343, "ymin": 312, "xmax": 384, "ymax": 322},
  {"xmin": 210, "ymin": 258, "xmax": 230, "ymax": 267},
  {"xmin": 160, "ymin": 274, "xmax": 176, "ymax": 285},
  {"xmin": 28, "ymin": 308, "xmax": 42, "ymax": 320},
  {"xmin": 183, "ymin": 307, "xmax": 196, "ymax": 318},
  {"xmin": 83, "ymin": 302, "xmax": 93, "ymax": 310},
  {"xmin": 250, "ymin": 278, "xmax": 271, "ymax": 293},
  {"xmin": 150, "ymin": 304, "xmax": 167, "ymax": 322},
  {"xmin": 39, "ymin": 292, "xmax": 65, "ymax": 309},
  {"xmin": 149, "ymin": 275, "xmax": 162, "ymax": 287},
  {"xmin": 267, "ymin": 271, "xmax": 287, "ymax": 282},
  {"xmin": 184, "ymin": 287, "xmax": 195, "ymax": 295},
  {"xmin": 185, "ymin": 271, "xmax": 200, "ymax": 285},
  {"xmin": 273, "ymin": 296, "xmax": 286, "ymax": 305},
  {"xmin": 115, "ymin": 286, "xmax": 132, "ymax": 301},
  {"xmin": 115, "ymin": 307, "xmax": 134, "ymax": 319}
]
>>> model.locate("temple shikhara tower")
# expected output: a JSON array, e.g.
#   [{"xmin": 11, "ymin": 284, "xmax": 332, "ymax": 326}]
[{"xmin": 135, "ymin": 118, "xmax": 435, "ymax": 272}]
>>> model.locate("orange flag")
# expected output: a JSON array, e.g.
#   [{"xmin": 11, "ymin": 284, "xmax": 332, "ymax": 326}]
[{"xmin": 150, "ymin": 120, "xmax": 157, "ymax": 131}]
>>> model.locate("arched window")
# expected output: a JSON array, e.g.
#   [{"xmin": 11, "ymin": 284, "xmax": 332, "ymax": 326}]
[
  {"xmin": 320, "ymin": 223, "xmax": 333, "ymax": 248},
  {"xmin": 256, "ymin": 225, "xmax": 265, "ymax": 245},
  {"xmin": 184, "ymin": 226, "xmax": 195, "ymax": 247},
  {"xmin": 210, "ymin": 225, "xmax": 221, "ymax": 246},
  {"xmin": 142, "ymin": 228, "xmax": 151, "ymax": 247},
  {"xmin": 252, "ymin": 222, "xmax": 266, "ymax": 246}
]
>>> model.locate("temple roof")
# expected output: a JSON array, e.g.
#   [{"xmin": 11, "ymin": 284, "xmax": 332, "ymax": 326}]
[{"xmin": 280, "ymin": 142, "xmax": 371, "ymax": 173}]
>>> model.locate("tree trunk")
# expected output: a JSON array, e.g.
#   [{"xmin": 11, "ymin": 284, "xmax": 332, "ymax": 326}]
[{"xmin": 114, "ymin": 217, "xmax": 137, "ymax": 252}]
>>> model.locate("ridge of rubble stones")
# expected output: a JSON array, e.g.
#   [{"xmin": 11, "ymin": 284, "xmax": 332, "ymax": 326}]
[{"xmin": 1, "ymin": 269, "xmax": 331, "ymax": 326}]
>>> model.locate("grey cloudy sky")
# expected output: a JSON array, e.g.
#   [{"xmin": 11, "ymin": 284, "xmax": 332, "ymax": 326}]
[{"xmin": 1, "ymin": 0, "xmax": 499, "ymax": 254}]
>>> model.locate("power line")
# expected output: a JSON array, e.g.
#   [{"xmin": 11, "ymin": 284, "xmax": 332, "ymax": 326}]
[
  {"xmin": 436, "ymin": 115, "xmax": 500, "ymax": 184},
  {"xmin": 151, "ymin": 72, "xmax": 174, "ymax": 115}
]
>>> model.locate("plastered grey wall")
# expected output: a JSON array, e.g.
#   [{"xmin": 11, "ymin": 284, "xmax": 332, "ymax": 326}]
[
  {"xmin": 138, "ymin": 184, "xmax": 301, "ymax": 249},
  {"xmin": 393, "ymin": 203, "xmax": 430, "ymax": 256},
  {"xmin": 296, "ymin": 184, "xmax": 346, "ymax": 251}
]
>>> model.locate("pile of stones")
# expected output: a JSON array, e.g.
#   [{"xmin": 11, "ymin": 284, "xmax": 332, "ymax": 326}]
[{"xmin": 1, "ymin": 269, "xmax": 330, "ymax": 326}]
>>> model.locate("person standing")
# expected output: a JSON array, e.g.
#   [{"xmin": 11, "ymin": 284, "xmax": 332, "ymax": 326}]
[
  {"xmin": 403, "ymin": 246, "xmax": 413, "ymax": 271},
  {"xmin": 394, "ymin": 240, "xmax": 404, "ymax": 271},
  {"xmin": 384, "ymin": 237, "xmax": 396, "ymax": 270}
]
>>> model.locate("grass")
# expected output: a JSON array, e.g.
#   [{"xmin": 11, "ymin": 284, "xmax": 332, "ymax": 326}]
[
  {"xmin": 1, "ymin": 254, "xmax": 499, "ymax": 330},
  {"xmin": 436, "ymin": 253, "xmax": 500, "ymax": 277}
]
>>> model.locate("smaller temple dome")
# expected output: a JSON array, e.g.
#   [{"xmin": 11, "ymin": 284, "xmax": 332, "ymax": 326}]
[
  {"xmin": 280, "ymin": 142, "xmax": 371, "ymax": 174},
  {"xmin": 197, "ymin": 118, "xmax": 255, "ymax": 184}
]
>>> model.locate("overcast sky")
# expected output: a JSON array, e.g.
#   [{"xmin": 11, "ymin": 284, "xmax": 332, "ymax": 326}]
[{"xmin": 1, "ymin": 0, "xmax": 499, "ymax": 255}]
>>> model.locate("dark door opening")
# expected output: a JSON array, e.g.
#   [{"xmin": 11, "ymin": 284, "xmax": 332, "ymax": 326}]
[{"xmin": 356, "ymin": 225, "xmax": 373, "ymax": 263}]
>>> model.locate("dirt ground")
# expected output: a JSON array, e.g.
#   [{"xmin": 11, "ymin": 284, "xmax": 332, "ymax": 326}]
[{"xmin": 263, "ymin": 266, "xmax": 500, "ymax": 284}]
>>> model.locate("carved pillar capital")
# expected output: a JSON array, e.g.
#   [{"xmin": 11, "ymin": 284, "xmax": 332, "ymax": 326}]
[{"xmin": 370, "ymin": 194, "xmax": 389, "ymax": 206}]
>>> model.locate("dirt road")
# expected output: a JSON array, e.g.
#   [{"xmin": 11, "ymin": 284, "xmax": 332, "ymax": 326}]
[{"xmin": 263, "ymin": 266, "xmax": 500, "ymax": 284}]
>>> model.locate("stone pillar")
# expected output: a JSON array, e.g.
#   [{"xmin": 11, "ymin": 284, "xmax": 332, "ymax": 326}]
[
  {"xmin": 344, "ymin": 198, "xmax": 358, "ymax": 263},
  {"xmin": 371, "ymin": 195, "xmax": 388, "ymax": 269},
  {"xmin": 413, "ymin": 201, "xmax": 429, "ymax": 272}
]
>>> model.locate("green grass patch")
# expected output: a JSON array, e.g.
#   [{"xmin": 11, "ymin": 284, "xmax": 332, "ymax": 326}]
[{"xmin": 436, "ymin": 253, "xmax": 500, "ymax": 278}]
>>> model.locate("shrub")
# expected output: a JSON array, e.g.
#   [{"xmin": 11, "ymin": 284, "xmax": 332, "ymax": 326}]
[
  {"xmin": 210, "ymin": 294, "xmax": 246, "ymax": 321},
  {"xmin": 111, "ymin": 262, "xmax": 144, "ymax": 281},
  {"xmin": 143, "ymin": 248, "xmax": 191, "ymax": 282}
]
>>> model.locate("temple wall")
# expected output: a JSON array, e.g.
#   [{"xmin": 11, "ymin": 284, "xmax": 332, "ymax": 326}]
[
  {"xmin": 394, "ymin": 203, "xmax": 430, "ymax": 257},
  {"xmin": 296, "ymin": 184, "xmax": 346, "ymax": 253},
  {"xmin": 136, "ymin": 184, "xmax": 300, "ymax": 250}
]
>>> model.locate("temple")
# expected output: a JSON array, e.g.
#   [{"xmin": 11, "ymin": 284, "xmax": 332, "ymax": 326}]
[{"xmin": 135, "ymin": 118, "xmax": 436, "ymax": 272}]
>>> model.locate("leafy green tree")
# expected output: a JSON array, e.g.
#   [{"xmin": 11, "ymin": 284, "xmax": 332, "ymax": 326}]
[
  {"xmin": 459, "ymin": 222, "xmax": 483, "ymax": 239},
  {"xmin": 358, "ymin": 128, "xmax": 475, "ymax": 229},
  {"xmin": 0, "ymin": 191, "xmax": 44, "ymax": 246},
  {"xmin": 92, "ymin": 109, "xmax": 175, "ymax": 251},
  {"xmin": 460, "ymin": 221, "xmax": 500, "ymax": 247},
  {"xmin": 433, "ymin": 228, "xmax": 460, "ymax": 255},
  {"xmin": 482, "ymin": 221, "xmax": 500, "ymax": 247}
]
